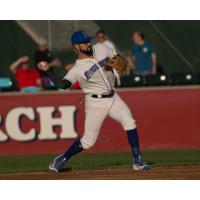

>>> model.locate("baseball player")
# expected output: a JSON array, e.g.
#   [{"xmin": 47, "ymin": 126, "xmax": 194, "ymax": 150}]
[{"xmin": 38, "ymin": 30, "xmax": 150, "ymax": 172}]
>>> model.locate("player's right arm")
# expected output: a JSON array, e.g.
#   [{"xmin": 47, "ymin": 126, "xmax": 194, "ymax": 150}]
[{"xmin": 38, "ymin": 61, "xmax": 76, "ymax": 90}]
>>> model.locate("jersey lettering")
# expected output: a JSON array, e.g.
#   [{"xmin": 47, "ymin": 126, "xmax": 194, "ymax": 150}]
[
  {"xmin": 84, "ymin": 57, "xmax": 109, "ymax": 80},
  {"xmin": 98, "ymin": 57, "xmax": 109, "ymax": 67},
  {"xmin": 84, "ymin": 64, "xmax": 100, "ymax": 80}
]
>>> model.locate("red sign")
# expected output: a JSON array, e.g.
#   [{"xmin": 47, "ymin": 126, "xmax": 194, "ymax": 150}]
[{"xmin": 0, "ymin": 87, "xmax": 200, "ymax": 155}]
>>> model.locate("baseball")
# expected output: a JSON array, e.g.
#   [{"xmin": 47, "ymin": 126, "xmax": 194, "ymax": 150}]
[{"xmin": 37, "ymin": 61, "xmax": 49, "ymax": 71}]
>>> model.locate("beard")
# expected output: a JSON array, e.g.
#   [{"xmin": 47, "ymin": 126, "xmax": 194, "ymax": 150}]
[{"xmin": 79, "ymin": 45, "xmax": 93, "ymax": 56}]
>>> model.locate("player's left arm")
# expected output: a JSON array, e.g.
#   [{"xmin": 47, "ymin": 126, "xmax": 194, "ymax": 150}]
[{"xmin": 105, "ymin": 45, "xmax": 128, "ymax": 76}]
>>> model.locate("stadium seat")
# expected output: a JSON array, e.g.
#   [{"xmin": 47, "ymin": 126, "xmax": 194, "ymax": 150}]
[
  {"xmin": 170, "ymin": 73, "xmax": 196, "ymax": 85},
  {"xmin": 0, "ymin": 77, "xmax": 13, "ymax": 91},
  {"xmin": 195, "ymin": 73, "xmax": 200, "ymax": 84},
  {"xmin": 120, "ymin": 75, "xmax": 144, "ymax": 87}
]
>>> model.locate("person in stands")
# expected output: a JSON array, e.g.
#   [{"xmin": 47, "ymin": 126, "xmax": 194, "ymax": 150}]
[
  {"xmin": 10, "ymin": 56, "xmax": 42, "ymax": 92},
  {"xmin": 34, "ymin": 38, "xmax": 61, "ymax": 89},
  {"xmin": 132, "ymin": 31, "xmax": 157, "ymax": 75}
]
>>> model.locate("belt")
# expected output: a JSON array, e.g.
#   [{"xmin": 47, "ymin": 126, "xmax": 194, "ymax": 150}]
[{"xmin": 91, "ymin": 90, "xmax": 115, "ymax": 98}]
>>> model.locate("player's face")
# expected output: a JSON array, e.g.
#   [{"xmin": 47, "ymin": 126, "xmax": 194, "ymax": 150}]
[
  {"xmin": 76, "ymin": 42, "xmax": 93, "ymax": 56},
  {"xmin": 97, "ymin": 33, "xmax": 106, "ymax": 43}
]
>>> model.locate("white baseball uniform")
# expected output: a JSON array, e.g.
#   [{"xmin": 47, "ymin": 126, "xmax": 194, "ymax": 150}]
[{"xmin": 64, "ymin": 44, "xmax": 136, "ymax": 149}]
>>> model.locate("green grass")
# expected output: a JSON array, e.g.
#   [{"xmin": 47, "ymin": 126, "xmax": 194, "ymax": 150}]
[{"xmin": 0, "ymin": 150, "xmax": 200, "ymax": 173}]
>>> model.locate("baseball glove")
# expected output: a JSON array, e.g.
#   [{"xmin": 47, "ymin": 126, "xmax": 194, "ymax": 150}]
[{"xmin": 106, "ymin": 55, "xmax": 128, "ymax": 76}]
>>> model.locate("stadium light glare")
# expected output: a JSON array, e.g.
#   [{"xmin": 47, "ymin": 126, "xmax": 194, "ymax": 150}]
[
  {"xmin": 186, "ymin": 74, "xmax": 192, "ymax": 80},
  {"xmin": 134, "ymin": 76, "xmax": 141, "ymax": 82},
  {"xmin": 160, "ymin": 75, "xmax": 166, "ymax": 81},
  {"xmin": 9, "ymin": 81, "xmax": 12, "ymax": 86}
]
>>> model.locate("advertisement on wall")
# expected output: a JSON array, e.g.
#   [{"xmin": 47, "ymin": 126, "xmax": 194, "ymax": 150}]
[{"xmin": 0, "ymin": 88, "xmax": 200, "ymax": 155}]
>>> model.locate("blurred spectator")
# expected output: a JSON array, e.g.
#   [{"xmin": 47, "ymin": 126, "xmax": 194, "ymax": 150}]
[
  {"xmin": 95, "ymin": 29, "xmax": 121, "ymax": 86},
  {"xmin": 65, "ymin": 63, "xmax": 74, "ymax": 72},
  {"xmin": 10, "ymin": 56, "xmax": 42, "ymax": 92},
  {"xmin": 96, "ymin": 29, "xmax": 117, "ymax": 55},
  {"xmin": 132, "ymin": 31, "xmax": 157, "ymax": 75},
  {"xmin": 125, "ymin": 53, "xmax": 135, "ymax": 75},
  {"xmin": 34, "ymin": 38, "xmax": 61, "ymax": 89},
  {"xmin": 72, "ymin": 82, "xmax": 81, "ymax": 89}
]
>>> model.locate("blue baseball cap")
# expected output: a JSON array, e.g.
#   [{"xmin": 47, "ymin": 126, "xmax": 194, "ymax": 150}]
[{"xmin": 71, "ymin": 30, "xmax": 93, "ymax": 46}]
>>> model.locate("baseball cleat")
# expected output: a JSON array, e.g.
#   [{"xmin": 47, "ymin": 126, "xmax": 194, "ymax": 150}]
[
  {"xmin": 49, "ymin": 154, "xmax": 66, "ymax": 173},
  {"xmin": 133, "ymin": 155, "xmax": 151, "ymax": 170}
]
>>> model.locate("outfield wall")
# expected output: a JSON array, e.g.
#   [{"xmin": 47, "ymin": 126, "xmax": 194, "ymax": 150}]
[{"xmin": 0, "ymin": 86, "xmax": 200, "ymax": 155}]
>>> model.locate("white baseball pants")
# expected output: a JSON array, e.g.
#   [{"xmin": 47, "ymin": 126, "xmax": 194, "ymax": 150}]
[{"xmin": 80, "ymin": 93, "xmax": 136, "ymax": 149}]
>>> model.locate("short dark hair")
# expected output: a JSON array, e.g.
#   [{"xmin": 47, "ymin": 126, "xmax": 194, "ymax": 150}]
[
  {"xmin": 96, "ymin": 29, "xmax": 106, "ymax": 36},
  {"xmin": 136, "ymin": 31, "xmax": 145, "ymax": 40}
]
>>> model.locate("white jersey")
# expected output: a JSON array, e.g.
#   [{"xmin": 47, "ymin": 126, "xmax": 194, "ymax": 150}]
[
  {"xmin": 64, "ymin": 43, "xmax": 115, "ymax": 95},
  {"xmin": 103, "ymin": 40, "xmax": 117, "ymax": 55}
]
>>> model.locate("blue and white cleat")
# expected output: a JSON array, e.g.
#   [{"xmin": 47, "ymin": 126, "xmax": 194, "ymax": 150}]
[
  {"xmin": 133, "ymin": 156, "xmax": 151, "ymax": 170},
  {"xmin": 49, "ymin": 154, "xmax": 66, "ymax": 173}
]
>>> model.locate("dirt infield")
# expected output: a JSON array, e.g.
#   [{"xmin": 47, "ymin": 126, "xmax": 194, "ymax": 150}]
[{"xmin": 0, "ymin": 165, "xmax": 200, "ymax": 180}]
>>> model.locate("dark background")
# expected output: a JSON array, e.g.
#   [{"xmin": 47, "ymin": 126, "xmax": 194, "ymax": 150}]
[{"xmin": 1, "ymin": 20, "xmax": 200, "ymax": 77}]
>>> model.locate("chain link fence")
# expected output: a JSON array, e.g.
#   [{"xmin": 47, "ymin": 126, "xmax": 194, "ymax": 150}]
[{"xmin": 17, "ymin": 20, "xmax": 100, "ymax": 51}]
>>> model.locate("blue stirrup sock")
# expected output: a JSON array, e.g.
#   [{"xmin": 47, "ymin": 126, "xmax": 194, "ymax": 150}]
[
  {"xmin": 126, "ymin": 128, "xmax": 141, "ymax": 159},
  {"xmin": 61, "ymin": 129, "xmax": 141, "ymax": 161},
  {"xmin": 62, "ymin": 138, "xmax": 84, "ymax": 161}
]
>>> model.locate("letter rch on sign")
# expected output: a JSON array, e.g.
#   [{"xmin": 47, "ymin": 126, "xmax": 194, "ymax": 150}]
[{"xmin": 0, "ymin": 106, "xmax": 78, "ymax": 142}]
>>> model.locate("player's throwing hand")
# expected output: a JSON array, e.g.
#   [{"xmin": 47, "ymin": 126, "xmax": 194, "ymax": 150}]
[{"xmin": 37, "ymin": 61, "xmax": 49, "ymax": 71}]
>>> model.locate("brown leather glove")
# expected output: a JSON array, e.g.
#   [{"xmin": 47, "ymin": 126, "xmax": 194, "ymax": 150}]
[{"xmin": 106, "ymin": 55, "xmax": 128, "ymax": 76}]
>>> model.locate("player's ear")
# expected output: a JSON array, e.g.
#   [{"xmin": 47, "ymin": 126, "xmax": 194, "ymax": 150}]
[{"xmin": 74, "ymin": 44, "xmax": 80, "ymax": 52}]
